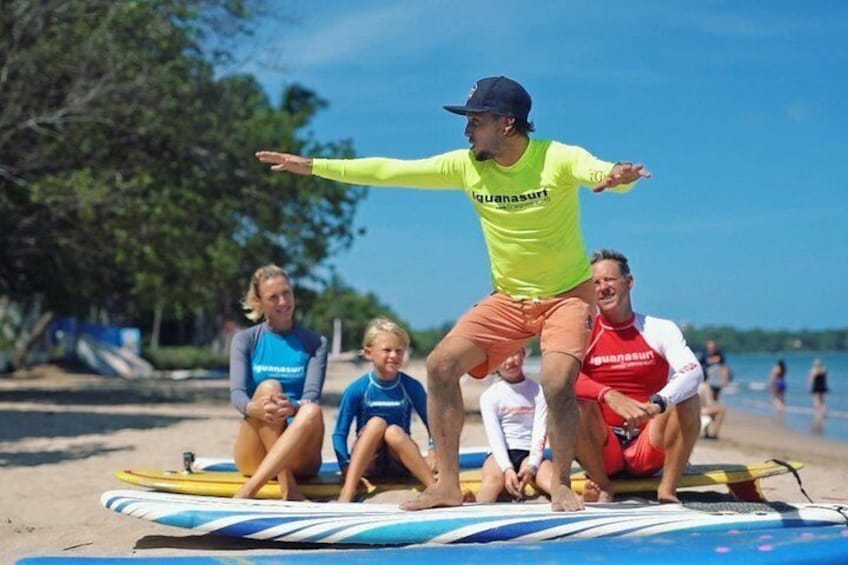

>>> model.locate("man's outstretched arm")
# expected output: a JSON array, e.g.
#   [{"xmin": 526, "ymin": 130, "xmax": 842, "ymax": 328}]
[
  {"xmin": 256, "ymin": 151, "xmax": 314, "ymax": 175},
  {"xmin": 592, "ymin": 162, "xmax": 652, "ymax": 192}
]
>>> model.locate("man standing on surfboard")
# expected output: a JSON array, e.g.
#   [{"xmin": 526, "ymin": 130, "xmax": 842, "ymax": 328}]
[
  {"xmin": 575, "ymin": 249, "xmax": 702, "ymax": 503},
  {"xmin": 255, "ymin": 76, "xmax": 650, "ymax": 511}
]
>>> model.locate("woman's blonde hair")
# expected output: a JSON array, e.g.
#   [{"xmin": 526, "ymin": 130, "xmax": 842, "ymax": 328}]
[
  {"xmin": 362, "ymin": 317, "xmax": 410, "ymax": 350},
  {"xmin": 242, "ymin": 264, "xmax": 290, "ymax": 322}
]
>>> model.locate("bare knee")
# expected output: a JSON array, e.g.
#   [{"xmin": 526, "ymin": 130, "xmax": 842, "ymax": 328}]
[
  {"xmin": 384, "ymin": 424, "xmax": 409, "ymax": 447},
  {"xmin": 675, "ymin": 395, "xmax": 702, "ymax": 435},
  {"xmin": 539, "ymin": 353, "xmax": 580, "ymax": 401},
  {"xmin": 254, "ymin": 379, "xmax": 283, "ymax": 397},
  {"xmin": 426, "ymin": 349, "xmax": 463, "ymax": 386},
  {"xmin": 294, "ymin": 402, "xmax": 324, "ymax": 430},
  {"xmin": 363, "ymin": 417, "xmax": 389, "ymax": 435}
]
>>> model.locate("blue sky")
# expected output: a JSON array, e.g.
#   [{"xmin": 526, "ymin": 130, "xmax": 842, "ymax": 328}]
[{"xmin": 231, "ymin": 1, "xmax": 847, "ymax": 331}]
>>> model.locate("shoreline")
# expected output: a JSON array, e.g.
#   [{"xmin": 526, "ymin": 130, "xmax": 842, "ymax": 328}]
[{"xmin": 2, "ymin": 361, "xmax": 848, "ymax": 563}]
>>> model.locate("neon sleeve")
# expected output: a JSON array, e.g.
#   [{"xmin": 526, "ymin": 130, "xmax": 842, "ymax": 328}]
[
  {"xmin": 332, "ymin": 379, "xmax": 364, "ymax": 469},
  {"xmin": 480, "ymin": 386, "xmax": 513, "ymax": 473},
  {"xmin": 299, "ymin": 334, "xmax": 328, "ymax": 404},
  {"xmin": 312, "ymin": 152, "xmax": 466, "ymax": 189},
  {"xmin": 561, "ymin": 144, "xmax": 636, "ymax": 194},
  {"xmin": 228, "ymin": 329, "xmax": 254, "ymax": 416},
  {"xmin": 527, "ymin": 385, "xmax": 548, "ymax": 470}
]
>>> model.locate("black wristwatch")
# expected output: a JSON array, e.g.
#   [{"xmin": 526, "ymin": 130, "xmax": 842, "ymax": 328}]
[{"xmin": 649, "ymin": 393, "xmax": 667, "ymax": 413}]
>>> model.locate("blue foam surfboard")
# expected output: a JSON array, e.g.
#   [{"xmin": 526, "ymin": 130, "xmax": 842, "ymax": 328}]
[
  {"xmin": 17, "ymin": 525, "xmax": 848, "ymax": 565},
  {"xmin": 100, "ymin": 489, "xmax": 848, "ymax": 546}
]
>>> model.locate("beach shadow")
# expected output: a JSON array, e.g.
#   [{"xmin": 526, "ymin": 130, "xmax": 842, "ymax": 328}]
[
  {"xmin": 0, "ymin": 408, "xmax": 195, "ymax": 442},
  {"xmin": 135, "ymin": 534, "xmax": 372, "ymax": 551},
  {"xmin": 0, "ymin": 382, "xmax": 231, "ymax": 406},
  {"xmin": 0, "ymin": 441, "xmax": 126, "ymax": 467}
]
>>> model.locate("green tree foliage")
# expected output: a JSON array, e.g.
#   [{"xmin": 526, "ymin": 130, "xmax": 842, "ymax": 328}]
[
  {"xmin": 0, "ymin": 1, "xmax": 366, "ymax": 338},
  {"xmin": 299, "ymin": 275, "xmax": 410, "ymax": 354},
  {"xmin": 684, "ymin": 326, "xmax": 848, "ymax": 354}
]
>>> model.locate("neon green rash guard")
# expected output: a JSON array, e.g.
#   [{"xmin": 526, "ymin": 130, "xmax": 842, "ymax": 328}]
[{"xmin": 312, "ymin": 139, "xmax": 635, "ymax": 299}]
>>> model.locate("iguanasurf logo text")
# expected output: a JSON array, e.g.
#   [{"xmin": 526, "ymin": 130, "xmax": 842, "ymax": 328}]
[{"xmin": 471, "ymin": 189, "xmax": 551, "ymax": 210}]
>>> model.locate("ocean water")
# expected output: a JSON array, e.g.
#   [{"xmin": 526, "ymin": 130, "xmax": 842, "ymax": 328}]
[
  {"xmin": 720, "ymin": 351, "xmax": 847, "ymax": 444},
  {"xmin": 523, "ymin": 351, "xmax": 848, "ymax": 444}
]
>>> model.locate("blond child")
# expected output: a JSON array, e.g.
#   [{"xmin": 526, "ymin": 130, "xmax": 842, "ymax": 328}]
[{"xmin": 332, "ymin": 318, "xmax": 435, "ymax": 502}]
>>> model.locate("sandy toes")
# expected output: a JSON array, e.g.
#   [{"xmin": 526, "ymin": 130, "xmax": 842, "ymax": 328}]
[
  {"xmin": 400, "ymin": 484, "xmax": 464, "ymax": 511},
  {"xmin": 582, "ymin": 479, "xmax": 615, "ymax": 503},
  {"xmin": 550, "ymin": 483, "xmax": 585, "ymax": 512}
]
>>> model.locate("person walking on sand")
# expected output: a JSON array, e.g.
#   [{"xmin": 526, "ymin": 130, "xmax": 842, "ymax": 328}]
[
  {"xmin": 475, "ymin": 347, "xmax": 553, "ymax": 503},
  {"xmin": 768, "ymin": 359, "xmax": 787, "ymax": 412},
  {"xmin": 256, "ymin": 75, "xmax": 650, "ymax": 511},
  {"xmin": 575, "ymin": 249, "xmax": 702, "ymax": 504},
  {"xmin": 230, "ymin": 265, "xmax": 328, "ymax": 500},
  {"xmin": 332, "ymin": 318, "xmax": 435, "ymax": 502},
  {"xmin": 700, "ymin": 340, "xmax": 729, "ymax": 402},
  {"xmin": 809, "ymin": 358, "xmax": 829, "ymax": 416}
]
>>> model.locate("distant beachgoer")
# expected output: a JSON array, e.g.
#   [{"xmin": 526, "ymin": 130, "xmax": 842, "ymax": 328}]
[
  {"xmin": 768, "ymin": 359, "xmax": 787, "ymax": 412},
  {"xmin": 256, "ymin": 75, "xmax": 651, "ymax": 512},
  {"xmin": 809, "ymin": 358, "xmax": 829, "ymax": 416},
  {"xmin": 700, "ymin": 340, "xmax": 729, "ymax": 402},
  {"xmin": 230, "ymin": 265, "xmax": 329, "ymax": 500},
  {"xmin": 475, "ymin": 347, "xmax": 553, "ymax": 503},
  {"xmin": 332, "ymin": 318, "xmax": 434, "ymax": 503},
  {"xmin": 575, "ymin": 249, "xmax": 703, "ymax": 504},
  {"xmin": 698, "ymin": 380, "xmax": 726, "ymax": 439}
]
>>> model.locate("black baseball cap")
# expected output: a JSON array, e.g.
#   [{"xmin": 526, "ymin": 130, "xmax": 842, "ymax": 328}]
[{"xmin": 444, "ymin": 76, "xmax": 531, "ymax": 121}]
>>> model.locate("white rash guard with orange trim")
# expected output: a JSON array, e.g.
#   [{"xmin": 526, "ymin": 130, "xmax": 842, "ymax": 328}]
[
  {"xmin": 576, "ymin": 313, "xmax": 703, "ymax": 427},
  {"xmin": 479, "ymin": 378, "xmax": 548, "ymax": 473}
]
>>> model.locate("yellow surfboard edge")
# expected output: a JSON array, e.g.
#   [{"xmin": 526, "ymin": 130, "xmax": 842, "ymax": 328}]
[{"xmin": 116, "ymin": 460, "xmax": 802, "ymax": 501}]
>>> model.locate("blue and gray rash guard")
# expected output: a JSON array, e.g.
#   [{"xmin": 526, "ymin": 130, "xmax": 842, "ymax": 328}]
[
  {"xmin": 332, "ymin": 371, "xmax": 430, "ymax": 469},
  {"xmin": 229, "ymin": 322, "xmax": 329, "ymax": 416}
]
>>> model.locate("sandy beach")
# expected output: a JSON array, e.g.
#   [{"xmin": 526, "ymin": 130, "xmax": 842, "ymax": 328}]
[{"xmin": 3, "ymin": 359, "xmax": 848, "ymax": 564}]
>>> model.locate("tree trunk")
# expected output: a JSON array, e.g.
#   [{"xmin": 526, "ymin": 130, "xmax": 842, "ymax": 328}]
[
  {"xmin": 12, "ymin": 310, "xmax": 55, "ymax": 370},
  {"xmin": 150, "ymin": 303, "xmax": 163, "ymax": 349}
]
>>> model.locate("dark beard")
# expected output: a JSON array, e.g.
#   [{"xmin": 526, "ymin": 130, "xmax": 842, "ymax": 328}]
[{"xmin": 474, "ymin": 150, "xmax": 494, "ymax": 161}]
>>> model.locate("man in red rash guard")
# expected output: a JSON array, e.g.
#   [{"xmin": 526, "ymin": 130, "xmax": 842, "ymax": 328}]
[{"xmin": 575, "ymin": 249, "xmax": 702, "ymax": 504}]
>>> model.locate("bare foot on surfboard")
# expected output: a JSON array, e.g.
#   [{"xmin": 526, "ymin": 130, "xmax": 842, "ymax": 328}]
[
  {"xmin": 400, "ymin": 484, "xmax": 464, "ymax": 511},
  {"xmin": 550, "ymin": 482, "xmax": 585, "ymax": 512},
  {"xmin": 657, "ymin": 483, "xmax": 681, "ymax": 504},
  {"xmin": 582, "ymin": 479, "xmax": 615, "ymax": 503}
]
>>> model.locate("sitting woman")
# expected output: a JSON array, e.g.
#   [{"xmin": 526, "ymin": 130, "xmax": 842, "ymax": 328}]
[{"xmin": 230, "ymin": 265, "xmax": 328, "ymax": 500}]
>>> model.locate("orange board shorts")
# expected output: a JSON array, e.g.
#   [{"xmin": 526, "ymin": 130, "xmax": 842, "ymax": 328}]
[
  {"xmin": 602, "ymin": 419, "xmax": 666, "ymax": 476},
  {"xmin": 446, "ymin": 278, "xmax": 596, "ymax": 378}
]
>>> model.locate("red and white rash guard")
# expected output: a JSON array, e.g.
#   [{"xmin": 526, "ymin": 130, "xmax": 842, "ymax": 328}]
[{"xmin": 576, "ymin": 313, "xmax": 702, "ymax": 427}]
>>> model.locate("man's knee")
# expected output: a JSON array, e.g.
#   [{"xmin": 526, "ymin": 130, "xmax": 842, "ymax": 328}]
[
  {"xmin": 539, "ymin": 352, "xmax": 581, "ymax": 394},
  {"xmin": 675, "ymin": 395, "xmax": 702, "ymax": 435},
  {"xmin": 426, "ymin": 348, "xmax": 463, "ymax": 386}
]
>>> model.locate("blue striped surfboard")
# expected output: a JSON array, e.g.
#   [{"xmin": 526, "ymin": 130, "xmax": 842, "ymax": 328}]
[{"xmin": 100, "ymin": 489, "xmax": 848, "ymax": 546}]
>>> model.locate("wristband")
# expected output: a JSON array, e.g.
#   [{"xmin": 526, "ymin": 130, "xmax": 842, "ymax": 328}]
[
  {"xmin": 598, "ymin": 386, "xmax": 612, "ymax": 404},
  {"xmin": 649, "ymin": 393, "xmax": 667, "ymax": 413}
]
